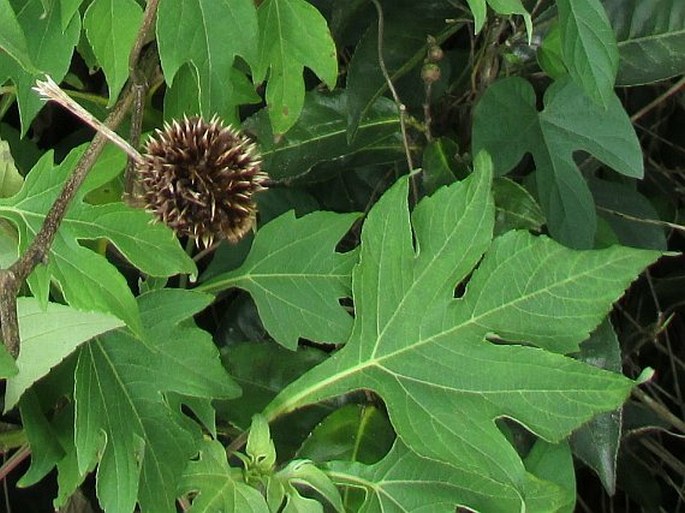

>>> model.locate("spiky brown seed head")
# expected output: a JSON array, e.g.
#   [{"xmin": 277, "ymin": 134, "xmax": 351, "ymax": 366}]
[{"xmin": 137, "ymin": 115, "xmax": 267, "ymax": 247}]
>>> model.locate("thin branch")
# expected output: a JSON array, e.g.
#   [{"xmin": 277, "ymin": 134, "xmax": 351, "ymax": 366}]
[
  {"xmin": 630, "ymin": 75, "xmax": 685, "ymax": 123},
  {"xmin": 369, "ymin": 0, "xmax": 416, "ymax": 187},
  {"xmin": 597, "ymin": 206, "xmax": 685, "ymax": 234}
]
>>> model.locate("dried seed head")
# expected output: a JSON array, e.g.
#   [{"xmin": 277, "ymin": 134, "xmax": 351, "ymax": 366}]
[{"xmin": 137, "ymin": 115, "xmax": 267, "ymax": 247}]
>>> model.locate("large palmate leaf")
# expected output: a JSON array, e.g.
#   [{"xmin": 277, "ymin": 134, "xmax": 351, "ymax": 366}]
[
  {"xmin": 472, "ymin": 76, "xmax": 642, "ymax": 249},
  {"xmin": 198, "ymin": 210, "xmax": 359, "ymax": 350},
  {"xmin": 244, "ymin": 91, "xmax": 403, "ymax": 180},
  {"xmin": 0, "ymin": 144, "xmax": 196, "ymax": 337},
  {"xmin": 557, "ymin": 0, "xmax": 618, "ymax": 107},
  {"xmin": 74, "ymin": 290, "xmax": 241, "ymax": 513},
  {"xmin": 327, "ymin": 440, "xmax": 570, "ymax": 513},
  {"xmin": 156, "ymin": 0, "xmax": 259, "ymax": 124},
  {"xmin": 604, "ymin": 0, "xmax": 685, "ymax": 85},
  {"xmin": 5, "ymin": 298, "xmax": 124, "ymax": 411},
  {"xmin": 83, "ymin": 0, "xmax": 143, "ymax": 105},
  {"xmin": 0, "ymin": 0, "xmax": 79, "ymax": 133},
  {"xmin": 262, "ymin": 154, "xmax": 660, "ymax": 512},
  {"xmin": 253, "ymin": 0, "xmax": 338, "ymax": 135}
]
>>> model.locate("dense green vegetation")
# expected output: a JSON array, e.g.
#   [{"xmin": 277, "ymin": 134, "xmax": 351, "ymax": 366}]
[{"xmin": 0, "ymin": 0, "xmax": 683, "ymax": 511}]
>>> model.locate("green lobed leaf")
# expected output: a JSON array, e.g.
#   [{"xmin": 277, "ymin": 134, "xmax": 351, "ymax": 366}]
[
  {"xmin": 4, "ymin": 298, "xmax": 124, "ymax": 411},
  {"xmin": 262, "ymin": 153, "xmax": 661, "ymax": 512},
  {"xmin": 181, "ymin": 439, "xmax": 270, "ymax": 513},
  {"xmin": 0, "ymin": 143, "xmax": 196, "ymax": 335},
  {"xmin": 345, "ymin": 0, "xmax": 458, "ymax": 141},
  {"xmin": 244, "ymin": 91, "xmax": 403, "ymax": 181},
  {"xmin": 0, "ymin": 0, "xmax": 80, "ymax": 133},
  {"xmin": 472, "ymin": 76, "xmax": 642, "ymax": 248},
  {"xmin": 327, "ymin": 440, "xmax": 569, "ymax": 513},
  {"xmin": 156, "ymin": 0, "xmax": 258, "ymax": 124},
  {"xmin": 83, "ymin": 0, "xmax": 143, "ymax": 106},
  {"xmin": 0, "ymin": 0, "xmax": 36, "ymax": 73},
  {"xmin": 604, "ymin": 0, "xmax": 685, "ymax": 85},
  {"xmin": 74, "ymin": 289, "xmax": 241, "ymax": 513},
  {"xmin": 253, "ymin": 0, "xmax": 338, "ymax": 135},
  {"xmin": 557, "ymin": 0, "xmax": 619, "ymax": 107},
  {"xmin": 198, "ymin": 210, "xmax": 359, "ymax": 350}
]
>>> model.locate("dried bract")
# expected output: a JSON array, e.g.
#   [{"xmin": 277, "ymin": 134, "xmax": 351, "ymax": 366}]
[{"xmin": 137, "ymin": 116, "xmax": 267, "ymax": 247}]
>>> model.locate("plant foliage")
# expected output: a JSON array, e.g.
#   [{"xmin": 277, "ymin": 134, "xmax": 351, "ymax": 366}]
[{"xmin": 0, "ymin": 0, "xmax": 683, "ymax": 512}]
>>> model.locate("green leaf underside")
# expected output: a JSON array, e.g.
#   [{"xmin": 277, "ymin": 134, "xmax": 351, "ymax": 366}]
[
  {"xmin": 254, "ymin": 0, "xmax": 338, "ymax": 135},
  {"xmin": 244, "ymin": 91, "xmax": 403, "ymax": 181},
  {"xmin": 328, "ymin": 440, "xmax": 570, "ymax": 513},
  {"xmin": 605, "ymin": 0, "xmax": 685, "ymax": 85},
  {"xmin": 156, "ymin": 0, "xmax": 258, "ymax": 124},
  {"xmin": 0, "ymin": 144, "xmax": 196, "ymax": 336},
  {"xmin": 557, "ymin": 0, "xmax": 619, "ymax": 107},
  {"xmin": 263, "ymin": 154, "xmax": 660, "ymax": 511},
  {"xmin": 472, "ymin": 76, "xmax": 642, "ymax": 249},
  {"xmin": 0, "ymin": 0, "xmax": 80, "ymax": 133},
  {"xmin": 181, "ymin": 439, "xmax": 269, "ymax": 513},
  {"xmin": 198, "ymin": 210, "xmax": 359, "ymax": 350},
  {"xmin": 74, "ymin": 290, "xmax": 240, "ymax": 513},
  {"xmin": 5, "ymin": 298, "xmax": 124, "ymax": 411},
  {"xmin": 83, "ymin": 0, "xmax": 143, "ymax": 106}
]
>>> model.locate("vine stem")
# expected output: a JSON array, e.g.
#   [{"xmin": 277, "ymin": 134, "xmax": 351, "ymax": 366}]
[
  {"xmin": 0, "ymin": 0, "xmax": 160, "ymax": 358},
  {"xmin": 369, "ymin": 0, "xmax": 418, "ymax": 202}
]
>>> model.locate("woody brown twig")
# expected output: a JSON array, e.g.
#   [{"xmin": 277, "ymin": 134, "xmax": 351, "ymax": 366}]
[{"xmin": 0, "ymin": 0, "xmax": 161, "ymax": 358}]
